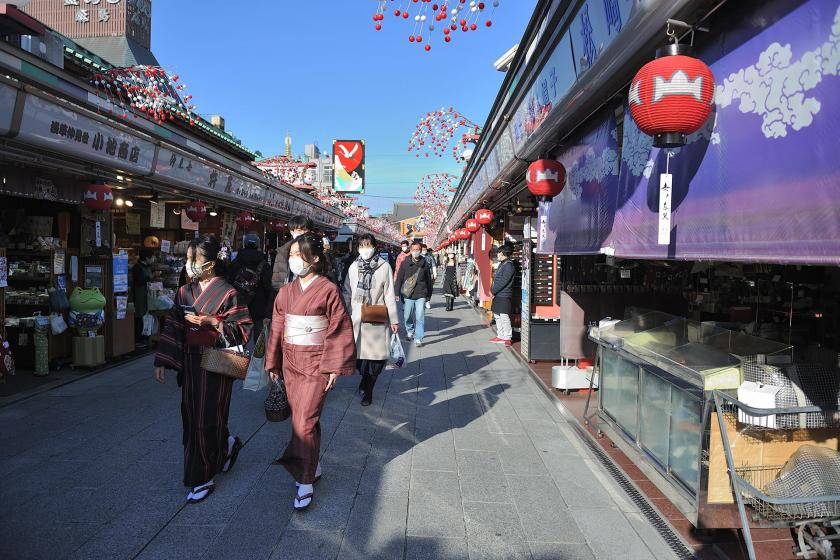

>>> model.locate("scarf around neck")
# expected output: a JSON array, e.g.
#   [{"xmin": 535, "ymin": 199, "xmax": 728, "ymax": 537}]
[{"xmin": 355, "ymin": 254, "xmax": 382, "ymax": 303}]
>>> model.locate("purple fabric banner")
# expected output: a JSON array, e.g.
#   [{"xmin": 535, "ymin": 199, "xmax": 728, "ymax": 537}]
[
  {"xmin": 607, "ymin": 0, "xmax": 840, "ymax": 264},
  {"xmin": 537, "ymin": 110, "xmax": 620, "ymax": 254}
]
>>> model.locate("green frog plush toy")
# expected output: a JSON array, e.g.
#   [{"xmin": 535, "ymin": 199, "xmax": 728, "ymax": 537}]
[{"xmin": 69, "ymin": 287, "xmax": 106, "ymax": 336}]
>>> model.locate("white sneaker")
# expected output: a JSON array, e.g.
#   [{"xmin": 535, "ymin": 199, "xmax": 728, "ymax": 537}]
[
  {"xmin": 406, "ymin": 333, "xmax": 414, "ymax": 341},
  {"xmin": 415, "ymin": 340, "xmax": 423, "ymax": 347}
]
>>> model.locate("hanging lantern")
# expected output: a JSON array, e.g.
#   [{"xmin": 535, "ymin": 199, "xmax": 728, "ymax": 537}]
[
  {"xmin": 475, "ymin": 208, "xmax": 494, "ymax": 225},
  {"xmin": 83, "ymin": 184, "xmax": 113, "ymax": 211},
  {"xmin": 269, "ymin": 219, "xmax": 286, "ymax": 233},
  {"xmin": 465, "ymin": 218, "xmax": 480, "ymax": 232},
  {"xmin": 456, "ymin": 228, "xmax": 471, "ymax": 240},
  {"xmin": 527, "ymin": 160, "xmax": 567, "ymax": 200},
  {"xmin": 449, "ymin": 234, "xmax": 457, "ymax": 243},
  {"xmin": 235, "ymin": 211, "xmax": 254, "ymax": 228},
  {"xmin": 628, "ymin": 43, "xmax": 715, "ymax": 148},
  {"xmin": 185, "ymin": 200, "xmax": 206, "ymax": 222}
]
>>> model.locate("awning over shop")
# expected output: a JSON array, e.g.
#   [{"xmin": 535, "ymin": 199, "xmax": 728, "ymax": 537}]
[
  {"xmin": 536, "ymin": 109, "xmax": 619, "ymax": 255},
  {"xmin": 605, "ymin": 0, "xmax": 840, "ymax": 265}
]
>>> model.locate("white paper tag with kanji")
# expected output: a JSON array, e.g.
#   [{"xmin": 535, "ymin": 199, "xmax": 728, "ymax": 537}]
[
  {"xmin": 95, "ymin": 220, "xmax": 102, "ymax": 248},
  {"xmin": 658, "ymin": 173, "xmax": 672, "ymax": 245}
]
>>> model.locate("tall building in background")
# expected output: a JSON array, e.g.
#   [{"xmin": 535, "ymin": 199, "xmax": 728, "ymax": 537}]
[
  {"xmin": 284, "ymin": 132, "xmax": 292, "ymax": 158},
  {"xmin": 23, "ymin": 0, "xmax": 156, "ymax": 66}
]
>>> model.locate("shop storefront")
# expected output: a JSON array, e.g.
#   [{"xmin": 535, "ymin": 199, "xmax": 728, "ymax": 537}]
[{"xmin": 436, "ymin": 0, "xmax": 840, "ymax": 557}]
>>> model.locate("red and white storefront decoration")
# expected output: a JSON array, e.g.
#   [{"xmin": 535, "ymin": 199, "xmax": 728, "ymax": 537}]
[
  {"xmin": 83, "ymin": 184, "xmax": 113, "ymax": 211},
  {"xmin": 475, "ymin": 208, "xmax": 494, "ymax": 226},
  {"xmin": 527, "ymin": 159, "xmax": 567, "ymax": 201},
  {"xmin": 185, "ymin": 200, "xmax": 206, "ymax": 222},
  {"xmin": 236, "ymin": 211, "xmax": 255, "ymax": 229}
]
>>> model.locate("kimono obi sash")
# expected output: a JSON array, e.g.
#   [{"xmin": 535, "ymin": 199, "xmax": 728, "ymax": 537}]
[{"xmin": 284, "ymin": 314, "xmax": 328, "ymax": 346}]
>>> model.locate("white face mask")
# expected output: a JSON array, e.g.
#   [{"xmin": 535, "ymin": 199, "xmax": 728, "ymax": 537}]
[
  {"xmin": 289, "ymin": 256, "xmax": 311, "ymax": 277},
  {"xmin": 186, "ymin": 261, "xmax": 210, "ymax": 279},
  {"xmin": 411, "ymin": 251, "xmax": 421, "ymax": 259},
  {"xmin": 359, "ymin": 247, "xmax": 375, "ymax": 260},
  {"xmin": 401, "ymin": 246, "xmax": 409, "ymax": 253},
  {"xmin": 291, "ymin": 230, "xmax": 306, "ymax": 240}
]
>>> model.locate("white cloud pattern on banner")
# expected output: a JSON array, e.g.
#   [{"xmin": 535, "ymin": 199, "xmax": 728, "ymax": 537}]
[
  {"xmin": 567, "ymin": 147, "xmax": 619, "ymax": 197},
  {"xmin": 716, "ymin": 4, "xmax": 840, "ymax": 138}
]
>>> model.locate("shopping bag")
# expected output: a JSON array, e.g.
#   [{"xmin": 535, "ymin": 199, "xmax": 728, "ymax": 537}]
[
  {"xmin": 141, "ymin": 313, "xmax": 157, "ymax": 337},
  {"xmin": 389, "ymin": 334, "xmax": 406, "ymax": 368},
  {"xmin": 50, "ymin": 313, "xmax": 68, "ymax": 335},
  {"xmin": 243, "ymin": 355, "xmax": 268, "ymax": 391}
]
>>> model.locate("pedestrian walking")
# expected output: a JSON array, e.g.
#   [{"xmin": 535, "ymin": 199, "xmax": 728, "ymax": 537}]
[
  {"xmin": 394, "ymin": 241, "xmax": 433, "ymax": 347},
  {"xmin": 394, "ymin": 240, "xmax": 410, "ymax": 278},
  {"xmin": 271, "ymin": 215, "xmax": 312, "ymax": 296},
  {"xmin": 490, "ymin": 244, "xmax": 516, "ymax": 346},
  {"xmin": 442, "ymin": 251, "xmax": 460, "ymax": 311},
  {"xmin": 153, "ymin": 235, "xmax": 252, "ymax": 504},
  {"xmin": 227, "ymin": 232, "xmax": 272, "ymax": 346},
  {"xmin": 343, "ymin": 234, "xmax": 399, "ymax": 407},
  {"xmin": 265, "ymin": 233, "xmax": 356, "ymax": 510}
]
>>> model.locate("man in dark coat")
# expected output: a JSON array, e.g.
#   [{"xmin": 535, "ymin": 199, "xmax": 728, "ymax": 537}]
[
  {"xmin": 394, "ymin": 241, "xmax": 433, "ymax": 347},
  {"xmin": 490, "ymin": 244, "xmax": 516, "ymax": 346},
  {"xmin": 228, "ymin": 233, "xmax": 273, "ymax": 343}
]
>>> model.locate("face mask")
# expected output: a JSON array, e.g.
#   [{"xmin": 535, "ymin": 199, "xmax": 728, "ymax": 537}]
[
  {"xmin": 186, "ymin": 261, "xmax": 210, "ymax": 279},
  {"xmin": 421, "ymin": 251, "xmax": 427, "ymax": 256},
  {"xmin": 411, "ymin": 251, "xmax": 421, "ymax": 259},
  {"xmin": 359, "ymin": 247, "xmax": 375, "ymax": 260},
  {"xmin": 291, "ymin": 230, "xmax": 306, "ymax": 240},
  {"xmin": 289, "ymin": 256, "xmax": 311, "ymax": 277},
  {"xmin": 401, "ymin": 246, "xmax": 409, "ymax": 253}
]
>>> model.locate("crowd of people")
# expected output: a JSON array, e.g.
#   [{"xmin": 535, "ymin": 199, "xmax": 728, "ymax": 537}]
[{"xmin": 150, "ymin": 215, "xmax": 516, "ymax": 511}]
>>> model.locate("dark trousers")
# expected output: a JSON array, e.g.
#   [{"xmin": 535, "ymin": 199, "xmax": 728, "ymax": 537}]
[{"xmin": 358, "ymin": 359, "xmax": 386, "ymax": 395}]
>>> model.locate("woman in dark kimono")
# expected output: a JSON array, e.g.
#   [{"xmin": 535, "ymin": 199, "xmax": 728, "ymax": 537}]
[
  {"xmin": 265, "ymin": 233, "xmax": 356, "ymax": 510},
  {"xmin": 442, "ymin": 251, "xmax": 460, "ymax": 311},
  {"xmin": 153, "ymin": 235, "xmax": 252, "ymax": 503}
]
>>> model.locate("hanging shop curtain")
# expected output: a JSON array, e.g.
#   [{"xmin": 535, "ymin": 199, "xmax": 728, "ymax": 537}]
[{"xmin": 606, "ymin": 0, "xmax": 840, "ymax": 265}]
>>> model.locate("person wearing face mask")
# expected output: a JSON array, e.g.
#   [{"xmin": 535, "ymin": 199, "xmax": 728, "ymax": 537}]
[
  {"xmin": 442, "ymin": 251, "xmax": 460, "ymax": 311},
  {"xmin": 489, "ymin": 244, "xmax": 516, "ymax": 346},
  {"xmin": 394, "ymin": 241, "xmax": 434, "ymax": 347},
  {"xmin": 271, "ymin": 215, "xmax": 312, "ymax": 296},
  {"xmin": 394, "ymin": 240, "xmax": 411, "ymax": 279},
  {"xmin": 153, "ymin": 235, "xmax": 252, "ymax": 504},
  {"xmin": 265, "ymin": 233, "xmax": 356, "ymax": 510},
  {"xmin": 342, "ymin": 234, "xmax": 399, "ymax": 406}
]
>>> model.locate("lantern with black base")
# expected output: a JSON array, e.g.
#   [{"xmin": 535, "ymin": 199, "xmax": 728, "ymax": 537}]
[
  {"xmin": 526, "ymin": 160, "xmax": 566, "ymax": 201},
  {"xmin": 628, "ymin": 43, "xmax": 714, "ymax": 148}
]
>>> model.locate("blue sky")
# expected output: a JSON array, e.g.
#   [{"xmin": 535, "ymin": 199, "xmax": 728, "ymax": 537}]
[{"xmin": 151, "ymin": 1, "xmax": 535, "ymax": 214}]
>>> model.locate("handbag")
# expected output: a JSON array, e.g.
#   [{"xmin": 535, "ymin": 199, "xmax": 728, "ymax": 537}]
[
  {"xmin": 201, "ymin": 346, "xmax": 250, "ymax": 380},
  {"xmin": 264, "ymin": 378, "xmax": 291, "ymax": 422},
  {"xmin": 400, "ymin": 264, "xmax": 424, "ymax": 299},
  {"xmin": 243, "ymin": 328, "xmax": 269, "ymax": 391},
  {"xmin": 361, "ymin": 303, "xmax": 389, "ymax": 324},
  {"xmin": 186, "ymin": 326, "xmax": 219, "ymax": 347},
  {"xmin": 48, "ymin": 285, "xmax": 70, "ymax": 312}
]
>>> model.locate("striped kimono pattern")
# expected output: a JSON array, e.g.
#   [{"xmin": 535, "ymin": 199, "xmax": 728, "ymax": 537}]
[{"xmin": 155, "ymin": 277, "xmax": 252, "ymax": 487}]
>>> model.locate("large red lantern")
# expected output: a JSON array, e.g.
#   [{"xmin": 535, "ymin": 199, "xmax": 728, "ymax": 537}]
[
  {"xmin": 475, "ymin": 209, "xmax": 494, "ymax": 225},
  {"xmin": 236, "ymin": 211, "xmax": 254, "ymax": 228},
  {"xmin": 185, "ymin": 200, "xmax": 206, "ymax": 222},
  {"xmin": 269, "ymin": 219, "xmax": 286, "ymax": 233},
  {"xmin": 465, "ymin": 218, "xmax": 480, "ymax": 232},
  {"xmin": 527, "ymin": 160, "xmax": 567, "ymax": 200},
  {"xmin": 456, "ymin": 228, "xmax": 471, "ymax": 240},
  {"xmin": 449, "ymin": 233, "xmax": 457, "ymax": 243},
  {"xmin": 628, "ymin": 44, "xmax": 715, "ymax": 148},
  {"xmin": 83, "ymin": 184, "xmax": 113, "ymax": 211}
]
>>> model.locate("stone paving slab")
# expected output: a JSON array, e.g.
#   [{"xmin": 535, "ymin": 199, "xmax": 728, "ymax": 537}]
[{"xmin": 0, "ymin": 292, "xmax": 677, "ymax": 560}]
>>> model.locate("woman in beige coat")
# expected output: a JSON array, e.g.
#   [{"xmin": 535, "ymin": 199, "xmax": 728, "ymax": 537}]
[{"xmin": 343, "ymin": 234, "xmax": 399, "ymax": 406}]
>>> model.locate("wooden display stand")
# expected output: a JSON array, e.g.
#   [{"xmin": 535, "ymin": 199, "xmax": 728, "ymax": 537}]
[{"xmin": 72, "ymin": 335, "xmax": 105, "ymax": 367}]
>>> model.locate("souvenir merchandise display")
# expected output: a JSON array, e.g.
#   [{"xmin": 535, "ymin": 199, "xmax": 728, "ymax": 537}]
[{"xmin": 69, "ymin": 287, "xmax": 106, "ymax": 336}]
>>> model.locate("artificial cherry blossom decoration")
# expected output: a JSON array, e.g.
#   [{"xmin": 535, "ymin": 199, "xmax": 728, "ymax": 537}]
[
  {"xmin": 408, "ymin": 107, "xmax": 481, "ymax": 161},
  {"xmin": 91, "ymin": 65, "xmax": 197, "ymax": 125},
  {"xmin": 371, "ymin": 0, "xmax": 501, "ymax": 51},
  {"xmin": 414, "ymin": 172, "xmax": 459, "ymax": 240}
]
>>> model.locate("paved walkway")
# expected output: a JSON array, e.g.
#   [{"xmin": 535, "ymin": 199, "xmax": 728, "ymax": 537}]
[{"xmin": 0, "ymin": 295, "xmax": 677, "ymax": 560}]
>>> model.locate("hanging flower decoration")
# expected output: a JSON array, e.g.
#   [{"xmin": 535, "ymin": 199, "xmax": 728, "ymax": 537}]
[
  {"xmin": 371, "ymin": 0, "xmax": 501, "ymax": 50},
  {"xmin": 90, "ymin": 65, "xmax": 197, "ymax": 125},
  {"xmin": 255, "ymin": 156, "xmax": 318, "ymax": 189},
  {"xmin": 414, "ymin": 172, "xmax": 459, "ymax": 242},
  {"xmin": 408, "ymin": 107, "xmax": 481, "ymax": 161}
]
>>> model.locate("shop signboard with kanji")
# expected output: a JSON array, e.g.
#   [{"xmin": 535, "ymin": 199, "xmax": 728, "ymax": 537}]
[{"xmin": 17, "ymin": 94, "xmax": 155, "ymax": 174}]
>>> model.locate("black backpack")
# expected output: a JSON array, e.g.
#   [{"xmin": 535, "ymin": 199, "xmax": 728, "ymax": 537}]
[{"xmin": 232, "ymin": 260, "xmax": 265, "ymax": 303}]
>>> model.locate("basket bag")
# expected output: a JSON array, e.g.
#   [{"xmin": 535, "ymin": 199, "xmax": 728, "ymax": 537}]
[
  {"xmin": 264, "ymin": 378, "xmax": 291, "ymax": 422},
  {"xmin": 201, "ymin": 347, "xmax": 250, "ymax": 380}
]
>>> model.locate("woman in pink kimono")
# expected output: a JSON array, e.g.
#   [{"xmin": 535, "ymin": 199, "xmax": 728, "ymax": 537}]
[{"xmin": 265, "ymin": 233, "xmax": 356, "ymax": 510}]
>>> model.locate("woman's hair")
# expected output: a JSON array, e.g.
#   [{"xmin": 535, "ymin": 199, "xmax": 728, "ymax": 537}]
[
  {"xmin": 357, "ymin": 233, "xmax": 377, "ymax": 247},
  {"xmin": 187, "ymin": 234, "xmax": 227, "ymax": 277},
  {"xmin": 293, "ymin": 232, "xmax": 333, "ymax": 276}
]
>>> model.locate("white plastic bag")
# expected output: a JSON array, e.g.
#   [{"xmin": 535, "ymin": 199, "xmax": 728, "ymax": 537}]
[
  {"xmin": 243, "ymin": 355, "xmax": 269, "ymax": 391},
  {"xmin": 389, "ymin": 334, "xmax": 406, "ymax": 369},
  {"xmin": 50, "ymin": 313, "xmax": 68, "ymax": 335},
  {"xmin": 141, "ymin": 313, "xmax": 157, "ymax": 337}
]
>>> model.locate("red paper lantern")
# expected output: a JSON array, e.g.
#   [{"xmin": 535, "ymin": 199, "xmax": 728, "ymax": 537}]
[
  {"xmin": 628, "ymin": 44, "xmax": 715, "ymax": 148},
  {"xmin": 269, "ymin": 219, "xmax": 286, "ymax": 233},
  {"xmin": 449, "ymin": 234, "xmax": 457, "ymax": 243},
  {"xmin": 83, "ymin": 184, "xmax": 113, "ymax": 211},
  {"xmin": 465, "ymin": 218, "xmax": 480, "ymax": 232},
  {"xmin": 527, "ymin": 160, "xmax": 567, "ymax": 200},
  {"xmin": 236, "ymin": 211, "xmax": 254, "ymax": 228},
  {"xmin": 185, "ymin": 200, "xmax": 206, "ymax": 222},
  {"xmin": 475, "ymin": 209, "xmax": 494, "ymax": 225},
  {"xmin": 456, "ymin": 228, "xmax": 471, "ymax": 240}
]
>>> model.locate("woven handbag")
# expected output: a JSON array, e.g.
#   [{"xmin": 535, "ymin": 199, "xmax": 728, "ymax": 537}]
[
  {"xmin": 201, "ymin": 347, "xmax": 250, "ymax": 380},
  {"xmin": 264, "ymin": 378, "xmax": 291, "ymax": 422}
]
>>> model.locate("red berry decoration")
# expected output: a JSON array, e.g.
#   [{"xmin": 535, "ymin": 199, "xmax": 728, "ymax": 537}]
[
  {"xmin": 486, "ymin": 20, "xmax": 492, "ymax": 27},
  {"xmin": 409, "ymin": 35, "xmax": 416, "ymax": 42},
  {"xmin": 375, "ymin": 23, "xmax": 382, "ymax": 30},
  {"xmin": 425, "ymin": 44, "xmax": 431, "ymax": 51},
  {"xmin": 470, "ymin": 23, "xmax": 477, "ymax": 30}
]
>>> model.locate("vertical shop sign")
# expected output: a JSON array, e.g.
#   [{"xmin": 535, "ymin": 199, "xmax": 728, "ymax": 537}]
[
  {"xmin": 332, "ymin": 140, "xmax": 365, "ymax": 193},
  {"xmin": 70, "ymin": 255, "xmax": 79, "ymax": 283},
  {"xmin": 520, "ymin": 240, "xmax": 532, "ymax": 359},
  {"xmin": 95, "ymin": 221, "xmax": 102, "ymax": 247},
  {"xmin": 658, "ymin": 173, "xmax": 672, "ymax": 245},
  {"xmin": 149, "ymin": 201, "xmax": 165, "ymax": 228},
  {"xmin": 115, "ymin": 296, "xmax": 128, "ymax": 320},
  {"xmin": 113, "ymin": 253, "xmax": 129, "ymax": 293},
  {"xmin": 53, "ymin": 250, "xmax": 66, "ymax": 275}
]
